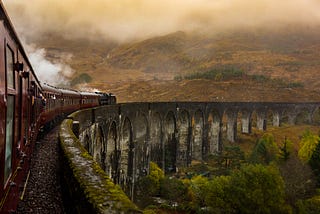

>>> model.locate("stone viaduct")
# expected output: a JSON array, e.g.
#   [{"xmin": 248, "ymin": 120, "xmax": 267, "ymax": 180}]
[{"xmin": 67, "ymin": 101, "xmax": 320, "ymax": 199}]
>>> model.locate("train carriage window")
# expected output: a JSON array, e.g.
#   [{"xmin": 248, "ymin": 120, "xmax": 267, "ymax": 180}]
[
  {"xmin": 4, "ymin": 95, "xmax": 15, "ymax": 184},
  {"xmin": 4, "ymin": 44, "xmax": 16, "ymax": 184},
  {"xmin": 6, "ymin": 46, "xmax": 14, "ymax": 89}
]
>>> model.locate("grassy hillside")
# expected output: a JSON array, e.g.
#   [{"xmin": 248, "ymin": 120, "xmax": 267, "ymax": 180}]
[
  {"xmin": 104, "ymin": 27, "xmax": 320, "ymax": 91},
  {"xmin": 34, "ymin": 26, "xmax": 320, "ymax": 102}
]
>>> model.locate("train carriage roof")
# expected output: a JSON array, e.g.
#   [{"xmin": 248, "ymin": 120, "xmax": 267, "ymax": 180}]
[
  {"xmin": 80, "ymin": 91, "xmax": 100, "ymax": 98},
  {"xmin": 60, "ymin": 88, "xmax": 81, "ymax": 97},
  {"xmin": 41, "ymin": 83, "xmax": 62, "ymax": 95}
]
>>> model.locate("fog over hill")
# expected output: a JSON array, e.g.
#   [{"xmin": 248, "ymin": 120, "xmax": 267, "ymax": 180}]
[
  {"xmin": 4, "ymin": 0, "xmax": 320, "ymax": 42},
  {"xmin": 3, "ymin": 0, "xmax": 320, "ymax": 102}
]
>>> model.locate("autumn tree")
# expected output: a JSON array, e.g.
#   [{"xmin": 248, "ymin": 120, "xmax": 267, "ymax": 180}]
[
  {"xmin": 204, "ymin": 175, "xmax": 234, "ymax": 213},
  {"xmin": 204, "ymin": 164, "xmax": 291, "ymax": 213},
  {"xmin": 228, "ymin": 164, "xmax": 290, "ymax": 213},
  {"xmin": 298, "ymin": 130, "xmax": 319, "ymax": 162},
  {"xmin": 186, "ymin": 175, "xmax": 209, "ymax": 209}
]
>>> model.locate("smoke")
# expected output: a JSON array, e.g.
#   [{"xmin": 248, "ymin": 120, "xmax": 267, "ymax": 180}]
[
  {"xmin": 77, "ymin": 84, "xmax": 101, "ymax": 93},
  {"xmin": 25, "ymin": 43, "xmax": 74, "ymax": 85},
  {"xmin": 3, "ymin": 0, "xmax": 320, "ymax": 43}
]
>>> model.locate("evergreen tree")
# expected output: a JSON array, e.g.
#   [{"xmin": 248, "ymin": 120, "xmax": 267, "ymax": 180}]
[
  {"xmin": 279, "ymin": 137, "xmax": 292, "ymax": 161},
  {"xmin": 208, "ymin": 145, "xmax": 245, "ymax": 176},
  {"xmin": 250, "ymin": 134, "xmax": 278, "ymax": 164},
  {"xmin": 221, "ymin": 146, "xmax": 245, "ymax": 169}
]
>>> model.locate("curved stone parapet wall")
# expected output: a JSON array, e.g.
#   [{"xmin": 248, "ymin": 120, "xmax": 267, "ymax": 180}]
[
  {"xmin": 60, "ymin": 102, "xmax": 320, "ymax": 204},
  {"xmin": 59, "ymin": 114, "xmax": 141, "ymax": 214}
]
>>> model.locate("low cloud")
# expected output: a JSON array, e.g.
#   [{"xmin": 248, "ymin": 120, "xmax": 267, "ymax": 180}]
[
  {"xmin": 3, "ymin": 0, "xmax": 320, "ymax": 43},
  {"xmin": 3, "ymin": 0, "xmax": 320, "ymax": 85}
]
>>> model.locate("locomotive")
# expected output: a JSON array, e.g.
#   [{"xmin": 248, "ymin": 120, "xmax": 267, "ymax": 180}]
[{"xmin": 0, "ymin": 2, "xmax": 115, "ymax": 212}]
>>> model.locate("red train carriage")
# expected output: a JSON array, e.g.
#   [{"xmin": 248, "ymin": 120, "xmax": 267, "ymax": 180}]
[
  {"xmin": 80, "ymin": 91, "xmax": 100, "ymax": 109},
  {"xmin": 40, "ymin": 83, "xmax": 63, "ymax": 127},
  {"xmin": 60, "ymin": 88, "xmax": 81, "ymax": 115},
  {"xmin": 0, "ymin": 2, "xmax": 43, "ymax": 212},
  {"xmin": 0, "ymin": 2, "xmax": 116, "ymax": 212}
]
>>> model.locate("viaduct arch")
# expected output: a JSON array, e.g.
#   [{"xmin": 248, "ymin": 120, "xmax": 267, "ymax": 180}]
[{"xmin": 76, "ymin": 102, "xmax": 320, "ymax": 198}]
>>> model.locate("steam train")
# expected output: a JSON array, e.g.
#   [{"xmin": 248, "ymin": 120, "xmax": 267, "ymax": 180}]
[{"xmin": 0, "ymin": 3, "xmax": 116, "ymax": 212}]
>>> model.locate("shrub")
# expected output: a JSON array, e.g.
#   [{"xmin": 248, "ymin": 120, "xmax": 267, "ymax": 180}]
[
  {"xmin": 287, "ymin": 82, "xmax": 304, "ymax": 88},
  {"xmin": 160, "ymin": 177, "xmax": 188, "ymax": 204},
  {"xmin": 251, "ymin": 74, "xmax": 268, "ymax": 82},
  {"xmin": 136, "ymin": 162, "xmax": 164, "ymax": 197},
  {"xmin": 182, "ymin": 66, "xmax": 244, "ymax": 81},
  {"xmin": 296, "ymin": 195, "xmax": 320, "ymax": 214}
]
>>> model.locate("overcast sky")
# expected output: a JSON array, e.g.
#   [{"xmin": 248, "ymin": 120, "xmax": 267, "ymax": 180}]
[{"xmin": 3, "ymin": 0, "xmax": 320, "ymax": 42}]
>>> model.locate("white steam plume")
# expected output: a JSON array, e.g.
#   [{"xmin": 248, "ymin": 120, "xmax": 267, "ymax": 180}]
[
  {"xmin": 3, "ymin": 0, "xmax": 320, "ymax": 43},
  {"xmin": 25, "ymin": 44, "xmax": 74, "ymax": 85}
]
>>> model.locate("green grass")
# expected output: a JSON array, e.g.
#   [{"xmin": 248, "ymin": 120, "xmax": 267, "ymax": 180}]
[
  {"xmin": 178, "ymin": 66, "xmax": 244, "ymax": 81},
  {"xmin": 175, "ymin": 67, "xmax": 304, "ymax": 89}
]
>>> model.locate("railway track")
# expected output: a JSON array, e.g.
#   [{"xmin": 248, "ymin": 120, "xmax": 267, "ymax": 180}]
[{"xmin": 16, "ymin": 126, "xmax": 66, "ymax": 214}]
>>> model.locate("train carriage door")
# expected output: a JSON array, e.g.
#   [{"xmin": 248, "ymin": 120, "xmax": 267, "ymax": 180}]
[
  {"xmin": 25, "ymin": 75, "xmax": 30, "ymax": 144},
  {"xmin": 4, "ymin": 45, "xmax": 15, "ymax": 184},
  {"xmin": 17, "ymin": 61, "xmax": 28, "ymax": 147},
  {"xmin": 17, "ymin": 66, "xmax": 23, "ymax": 147},
  {"xmin": 30, "ymin": 81, "xmax": 36, "ymax": 125}
]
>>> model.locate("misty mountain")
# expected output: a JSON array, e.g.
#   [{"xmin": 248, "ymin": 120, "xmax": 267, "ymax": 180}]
[
  {"xmin": 105, "ymin": 26, "xmax": 320, "ymax": 89},
  {"xmin": 5, "ymin": 0, "xmax": 320, "ymax": 102},
  {"xmin": 31, "ymin": 25, "xmax": 320, "ymax": 102}
]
